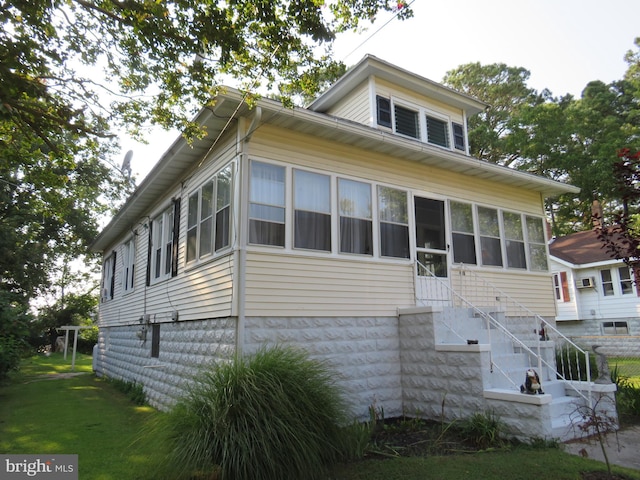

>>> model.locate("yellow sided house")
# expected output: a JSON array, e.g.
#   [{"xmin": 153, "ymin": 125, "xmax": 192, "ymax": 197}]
[{"xmin": 92, "ymin": 55, "xmax": 615, "ymax": 441}]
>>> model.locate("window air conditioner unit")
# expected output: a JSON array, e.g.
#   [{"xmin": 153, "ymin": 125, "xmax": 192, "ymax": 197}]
[{"xmin": 576, "ymin": 277, "xmax": 596, "ymax": 289}]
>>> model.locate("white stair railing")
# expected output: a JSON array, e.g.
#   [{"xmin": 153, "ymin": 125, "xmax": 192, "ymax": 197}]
[{"xmin": 416, "ymin": 261, "xmax": 592, "ymax": 404}]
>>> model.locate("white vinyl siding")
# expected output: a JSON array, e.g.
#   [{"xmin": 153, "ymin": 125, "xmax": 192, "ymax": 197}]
[{"xmin": 245, "ymin": 252, "xmax": 414, "ymax": 317}]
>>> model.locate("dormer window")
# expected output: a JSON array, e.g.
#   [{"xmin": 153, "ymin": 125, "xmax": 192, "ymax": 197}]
[
  {"xmin": 426, "ymin": 115, "xmax": 449, "ymax": 148},
  {"xmin": 375, "ymin": 95, "xmax": 466, "ymax": 153},
  {"xmin": 395, "ymin": 105, "xmax": 419, "ymax": 138}
]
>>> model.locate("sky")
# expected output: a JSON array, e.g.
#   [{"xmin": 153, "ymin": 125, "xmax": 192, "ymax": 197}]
[{"xmin": 118, "ymin": 0, "xmax": 640, "ymax": 182}]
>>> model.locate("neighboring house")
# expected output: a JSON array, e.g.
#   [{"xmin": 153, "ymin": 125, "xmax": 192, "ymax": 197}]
[
  {"xmin": 92, "ymin": 55, "xmax": 612, "ymax": 441},
  {"xmin": 549, "ymin": 228, "xmax": 640, "ymax": 354}
]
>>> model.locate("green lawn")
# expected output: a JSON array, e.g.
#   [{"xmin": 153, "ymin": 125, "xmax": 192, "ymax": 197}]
[{"xmin": 2, "ymin": 353, "xmax": 640, "ymax": 480}]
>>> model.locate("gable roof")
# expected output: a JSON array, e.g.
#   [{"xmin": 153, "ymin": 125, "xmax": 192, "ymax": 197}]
[
  {"xmin": 549, "ymin": 229, "xmax": 618, "ymax": 265},
  {"xmin": 308, "ymin": 54, "xmax": 488, "ymax": 116}
]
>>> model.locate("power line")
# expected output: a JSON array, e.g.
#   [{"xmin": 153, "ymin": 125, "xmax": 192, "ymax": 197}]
[{"xmin": 341, "ymin": 0, "xmax": 416, "ymax": 62}]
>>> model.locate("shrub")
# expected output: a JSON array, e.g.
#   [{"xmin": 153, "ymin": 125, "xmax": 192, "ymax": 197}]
[
  {"xmin": 458, "ymin": 410, "xmax": 504, "ymax": 450},
  {"xmin": 0, "ymin": 336, "xmax": 24, "ymax": 381},
  {"xmin": 156, "ymin": 346, "xmax": 349, "ymax": 480},
  {"xmin": 611, "ymin": 365, "xmax": 640, "ymax": 421}
]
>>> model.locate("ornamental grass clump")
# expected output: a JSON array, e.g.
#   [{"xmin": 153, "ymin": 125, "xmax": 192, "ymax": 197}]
[{"xmin": 159, "ymin": 346, "xmax": 350, "ymax": 480}]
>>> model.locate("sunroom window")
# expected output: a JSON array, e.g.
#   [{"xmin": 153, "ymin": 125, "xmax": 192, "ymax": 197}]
[
  {"xmin": 186, "ymin": 165, "xmax": 233, "ymax": 263},
  {"xmin": 249, "ymin": 161, "xmax": 286, "ymax": 246},
  {"xmin": 478, "ymin": 207, "xmax": 502, "ymax": 266},
  {"xmin": 503, "ymin": 211, "xmax": 526, "ymax": 269},
  {"xmin": 450, "ymin": 201, "xmax": 476, "ymax": 264},
  {"xmin": 294, "ymin": 169, "xmax": 331, "ymax": 251},
  {"xmin": 339, "ymin": 178, "xmax": 372, "ymax": 255},
  {"xmin": 378, "ymin": 186, "xmax": 409, "ymax": 258},
  {"xmin": 526, "ymin": 216, "xmax": 547, "ymax": 271}
]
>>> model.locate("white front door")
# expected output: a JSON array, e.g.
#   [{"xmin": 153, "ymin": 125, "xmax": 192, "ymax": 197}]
[{"xmin": 414, "ymin": 197, "xmax": 451, "ymax": 305}]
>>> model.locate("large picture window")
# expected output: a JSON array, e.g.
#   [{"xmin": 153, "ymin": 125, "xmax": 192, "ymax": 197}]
[
  {"xmin": 186, "ymin": 165, "xmax": 233, "ymax": 263},
  {"xmin": 294, "ymin": 169, "xmax": 331, "ymax": 251},
  {"xmin": 339, "ymin": 178, "xmax": 372, "ymax": 255},
  {"xmin": 450, "ymin": 201, "xmax": 476, "ymax": 264},
  {"xmin": 249, "ymin": 161, "xmax": 285, "ymax": 246},
  {"xmin": 378, "ymin": 186, "xmax": 409, "ymax": 258}
]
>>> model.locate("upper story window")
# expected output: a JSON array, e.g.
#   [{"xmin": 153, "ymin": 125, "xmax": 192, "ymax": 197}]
[
  {"xmin": 376, "ymin": 95, "xmax": 466, "ymax": 152},
  {"xmin": 249, "ymin": 161, "xmax": 285, "ymax": 247},
  {"xmin": 186, "ymin": 164, "xmax": 233, "ymax": 263},
  {"xmin": 600, "ymin": 269, "xmax": 614, "ymax": 296},
  {"xmin": 101, "ymin": 251, "xmax": 116, "ymax": 302},
  {"xmin": 426, "ymin": 115, "xmax": 449, "ymax": 148},
  {"xmin": 122, "ymin": 237, "xmax": 135, "ymax": 293}
]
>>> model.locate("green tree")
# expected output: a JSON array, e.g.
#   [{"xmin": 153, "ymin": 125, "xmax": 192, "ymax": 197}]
[
  {"xmin": 1, "ymin": 0, "xmax": 414, "ymax": 308},
  {"xmin": 442, "ymin": 62, "xmax": 544, "ymax": 167}
]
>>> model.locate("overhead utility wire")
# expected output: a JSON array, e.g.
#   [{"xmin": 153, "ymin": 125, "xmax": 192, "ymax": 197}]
[{"xmin": 341, "ymin": 0, "xmax": 416, "ymax": 62}]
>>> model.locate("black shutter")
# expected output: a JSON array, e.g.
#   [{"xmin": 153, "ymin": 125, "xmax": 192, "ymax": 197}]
[
  {"xmin": 172, "ymin": 197, "xmax": 181, "ymax": 277},
  {"xmin": 453, "ymin": 123, "xmax": 465, "ymax": 151},
  {"xmin": 110, "ymin": 251, "xmax": 117, "ymax": 299},
  {"xmin": 145, "ymin": 221, "xmax": 153, "ymax": 287},
  {"xmin": 376, "ymin": 96, "xmax": 392, "ymax": 127}
]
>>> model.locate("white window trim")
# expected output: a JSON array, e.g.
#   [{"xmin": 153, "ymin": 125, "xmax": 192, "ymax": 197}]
[
  {"xmin": 383, "ymin": 96, "xmax": 457, "ymax": 150},
  {"xmin": 122, "ymin": 236, "xmax": 135, "ymax": 294},
  {"xmin": 186, "ymin": 163, "xmax": 234, "ymax": 265},
  {"xmin": 150, "ymin": 206, "xmax": 174, "ymax": 284}
]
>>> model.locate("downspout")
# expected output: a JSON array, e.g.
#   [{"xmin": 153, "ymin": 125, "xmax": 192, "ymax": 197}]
[{"xmin": 234, "ymin": 107, "xmax": 260, "ymax": 357}]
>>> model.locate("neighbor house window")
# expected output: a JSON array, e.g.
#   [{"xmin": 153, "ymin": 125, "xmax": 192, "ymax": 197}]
[
  {"xmin": 526, "ymin": 216, "xmax": 548, "ymax": 271},
  {"xmin": 294, "ymin": 169, "xmax": 331, "ymax": 251},
  {"xmin": 339, "ymin": 178, "xmax": 372, "ymax": 255},
  {"xmin": 378, "ymin": 186, "xmax": 409, "ymax": 258},
  {"xmin": 151, "ymin": 206, "xmax": 175, "ymax": 282},
  {"xmin": 619, "ymin": 266, "xmax": 633, "ymax": 295},
  {"xmin": 450, "ymin": 201, "xmax": 476, "ymax": 264},
  {"xmin": 186, "ymin": 165, "xmax": 233, "ymax": 263},
  {"xmin": 602, "ymin": 321, "xmax": 628, "ymax": 335},
  {"xmin": 503, "ymin": 211, "xmax": 526, "ymax": 269},
  {"xmin": 453, "ymin": 123, "xmax": 465, "ymax": 151},
  {"xmin": 394, "ymin": 105, "xmax": 419, "ymax": 138},
  {"xmin": 553, "ymin": 272, "xmax": 570, "ymax": 302},
  {"xmin": 249, "ymin": 161, "xmax": 285, "ymax": 246},
  {"xmin": 376, "ymin": 96, "xmax": 392, "ymax": 128},
  {"xmin": 123, "ymin": 237, "xmax": 135, "ymax": 293},
  {"xmin": 426, "ymin": 115, "xmax": 449, "ymax": 148},
  {"xmin": 600, "ymin": 269, "xmax": 614, "ymax": 296},
  {"xmin": 101, "ymin": 251, "xmax": 116, "ymax": 302},
  {"xmin": 478, "ymin": 207, "xmax": 502, "ymax": 266}
]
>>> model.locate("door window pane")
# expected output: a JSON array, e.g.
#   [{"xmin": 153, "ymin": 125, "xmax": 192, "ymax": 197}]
[
  {"xmin": 415, "ymin": 198, "xmax": 445, "ymax": 251},
  {"xmin": 417, "ymin": 252, "xmax": 447, "ymax": 278}
]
